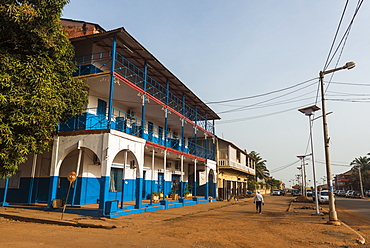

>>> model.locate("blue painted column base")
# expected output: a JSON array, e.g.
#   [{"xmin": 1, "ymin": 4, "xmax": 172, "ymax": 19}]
[
  {"xmin": 47, "ymin": 176, "xmax": 59, "ymax": 208},
  {"xmin": 0, "ymin": 202, "xmax": 9, "ymax": 207},
  {"xmin": 160, "ymin": 199, "xmax": 169, "ymax": 209}
]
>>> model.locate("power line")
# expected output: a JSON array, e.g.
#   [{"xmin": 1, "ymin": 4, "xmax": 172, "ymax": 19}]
[
  {"xmin": 206, "ymin": 77, "xmax": 318, "ymax": 104},
  {"xmin": 325, "ymin": 0, "xmax": 363, "ymax": 71},
  {"xmin": 270, "ymin": 160, "xmax": 300, "ymax": 173},
  {"xmin": 329, "ymin": 81, "xmax": 370, "ymax": 87},
  {"xmin": 323, "ymin": 0, "xmax": 350, "ymax": 71},
  {"xmin": 216, "ymin": 81, "xmax": 318, "ymax": 114},
  {"xmin": 217, "ymin": 104, "xmax": 316, "ymax": 124}
]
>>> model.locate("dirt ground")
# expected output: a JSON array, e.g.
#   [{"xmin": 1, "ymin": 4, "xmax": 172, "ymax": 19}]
[{"xmin": 0, "ymin": 195, "xmax": 367, "ymax": 247}]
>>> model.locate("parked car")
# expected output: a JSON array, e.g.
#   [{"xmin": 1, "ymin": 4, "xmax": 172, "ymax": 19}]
[
  {"xmin": 280, "ymin": 190, "xmax": 286, "ymax": 196},
  {"xmin": 345, "ymin": 190, "xmax": 355, "ymax": 198},
  {"xmin": 272, "ymin": 189, "xmax": 281, "ymax": 196},
  {"xmin": 365, "ymin": 190, "xmax": 370, "ymax": 197},
  {"xmin": 351, "ymin": 191, "xmax": 362, "ymax": 198},
  {"xmin": 318, "ymin": 190, "xmax": 331, "ymax": 204},
  {"xmin": 336, "ymin": 190, "xmax": 346, "ymax": 197},
  {"xmin": 292, "ymin": 189, "xmax": 301, "ymax": 196},
  {"xmin": 306, "ymin": 189, "xmax": 313, "ymax": 197}
]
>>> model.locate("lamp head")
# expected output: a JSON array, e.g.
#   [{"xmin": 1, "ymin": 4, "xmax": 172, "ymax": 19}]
[{"xmin": 345, "ymin": 61, "xmax": 356, "ymax": 70}]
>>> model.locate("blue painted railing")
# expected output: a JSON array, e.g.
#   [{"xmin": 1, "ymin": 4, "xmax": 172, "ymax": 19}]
[
  {"xmin": 73, "ymin": 52, "xmax": 214, "ymax": 134},
  {"xmin": 58, "ymin": 108, "xmax": 215, "ymax": 160}
]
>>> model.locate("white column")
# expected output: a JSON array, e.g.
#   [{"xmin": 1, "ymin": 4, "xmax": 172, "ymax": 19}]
[{"xmin": 180, "ymin": 155, "xmax": 184, "ymax": 182}]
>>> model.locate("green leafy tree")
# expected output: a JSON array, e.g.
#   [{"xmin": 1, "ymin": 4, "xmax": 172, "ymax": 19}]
[
  {"xmin": 249, "ymin": 151, "xmax": 270, "ymax": 180},
  {"xmin": 0, "ymin": 0, "xmax": 88, "ymax": 178},
  {"xmin": 350, "ymin": 156, "xmax": 370, "ymax": 191},
  {"xmin": 266, "ymin": 178, "xmax": 281, "ymax": 189}
]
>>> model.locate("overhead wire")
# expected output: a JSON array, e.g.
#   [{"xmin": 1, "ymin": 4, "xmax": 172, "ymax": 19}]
[
  {"xmin": 315, "ymin": 0, "xmax": 364, "ymax": 105},
  {"xmin": 206, "ymin": 77, "xmax": 318, "ymax": 105},
  {"xmin": 217, "ymin": 104, "xmax": 316, "ymax": 124},
  {"xmin": 269, "ymin": 160, "xmax": 300, "ymax": 173},
  {"xmin": 324, "ymin": 0, "xmax": 364, "ymax": 93},
  {"xmin": 212, "ymin": 2, "xmax": 365, "ymax": 124},
  {"xmin": 216, "ymin": 80, "xmax": 318, "ymax": 114},
  {"xmin": 323, "ymin": 0, "xmax": 350, "ymax": 71}
]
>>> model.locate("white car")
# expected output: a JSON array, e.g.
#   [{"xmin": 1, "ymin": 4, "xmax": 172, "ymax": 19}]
[
  {"xmin": 345, "ymin": 190, "xmax": 355, "ymax": 198},
  {"xmin": 318, "ymin": 190, "xmax": 335, "ymax": 204},
  {"xmin": 272, "ymin": 189, "xmax": 281, "ymax": 196}
]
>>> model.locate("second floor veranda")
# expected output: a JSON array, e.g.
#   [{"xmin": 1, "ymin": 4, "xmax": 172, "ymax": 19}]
[
  {"xmin": 218, "ymin": 159, "xmax": 256, "ymax": 176},
  {"xmin": 58, "ymin": 106, "xmax": 215, "ymax": 161}
]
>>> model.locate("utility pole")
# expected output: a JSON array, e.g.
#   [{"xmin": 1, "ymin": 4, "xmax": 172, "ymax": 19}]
[
  {"xmin": 358, "ymin": 165, "xmax": 364, "ymax": 198},
  {"xmin": 319, "ymin": 61, "xmax": 355, "ymax": 225}
]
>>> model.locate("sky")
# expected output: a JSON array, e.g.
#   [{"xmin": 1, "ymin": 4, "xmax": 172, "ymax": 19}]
[{"xmin": 63, "ymin": 0, "xmax": 370, "ymax": 188}]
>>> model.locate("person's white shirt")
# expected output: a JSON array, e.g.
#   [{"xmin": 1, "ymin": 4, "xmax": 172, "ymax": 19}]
[{"xmin": 254, "ymin": 193, "xmax": 264, "ymax": 203}]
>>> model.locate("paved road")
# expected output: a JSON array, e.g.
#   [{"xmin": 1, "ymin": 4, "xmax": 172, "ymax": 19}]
[
  {"xmin": 335, "ymin": 197, "xmax": 370, "ymax": 240},
  {"xmin": 336, "ymin": 197, "xmax": 370, "ymax": 218}
]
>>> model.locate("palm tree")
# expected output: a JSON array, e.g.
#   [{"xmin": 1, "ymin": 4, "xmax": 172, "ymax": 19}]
[
  {"xmin": 249, "ymin": 151, "xmax": 270, "ymax": 180},
  {"xmin": 350, "ymin": 156, "xmax": 370, "ymax": 191}
]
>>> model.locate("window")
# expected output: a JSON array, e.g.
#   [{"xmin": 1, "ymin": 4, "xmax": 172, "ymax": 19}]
[
  {"xmin": 0, "ymin": 171, "xmax": 21, "ymax": 189},
  {"xmin": 97, "ymin": 99, "xmax": 107, "ymax": 115},
  {"xmin": 110, "ymin": 168, "xmax": 123, "ymax": 192}
]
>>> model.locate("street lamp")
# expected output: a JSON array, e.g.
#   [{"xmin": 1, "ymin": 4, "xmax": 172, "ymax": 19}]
[
  {"xmin": 297, "ymin": 166, "xmax": 304, "ymax": 195},
  {"xmin": 298, "ymin": 105, "xmax": 320, "ymax": 214},
  {"xmin": 319, "ymin": 61, "xmax": 356, "ymax": 225},
  {"xmin": 296, "ymin": 155, "xmax": 308, "ymax": 197}
]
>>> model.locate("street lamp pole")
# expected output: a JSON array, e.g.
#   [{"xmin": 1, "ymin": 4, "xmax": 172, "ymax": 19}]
[
  {"xmin": 319, "ymin": 61, "xmax": 355, "ymax": 225},
  {"xmin": 298, "ymin": 105, "xmax": 320, "ymax": 214},
  {"xmin": 297, "ymin": 156, "xmax": 307, "ymax": 197}
]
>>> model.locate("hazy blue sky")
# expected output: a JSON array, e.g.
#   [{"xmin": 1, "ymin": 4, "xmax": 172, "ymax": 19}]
[{"xmin": 63, "ymin": 1, "xmax": 370, "ymax": 187}]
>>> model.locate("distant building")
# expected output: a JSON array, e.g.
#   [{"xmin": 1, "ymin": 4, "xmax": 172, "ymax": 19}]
[
  {"xmin": 334, "ymin": 170, "xmax": 352, "ymax": 190},
  {"xmin": 216, "ymin": 138, "xmax": 255, "ymax": 200}
]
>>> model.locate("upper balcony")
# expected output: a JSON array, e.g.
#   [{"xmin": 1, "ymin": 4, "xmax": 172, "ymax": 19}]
[
  {"xmin": 218, "ymin": 159, "xmax": 256, "ymax": 175},
  {"xmin": 73, "ymin": 51, "xmax": 215, "ymax": 134},
  {"xmin": 58, "ymin": 106, "xmax": 215, "ymax": 161}
]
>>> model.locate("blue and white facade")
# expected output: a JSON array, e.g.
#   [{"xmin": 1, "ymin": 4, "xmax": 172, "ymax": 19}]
[{"xmin": 0, "ymin": 19, "xmax": 220, "ymax": 217}]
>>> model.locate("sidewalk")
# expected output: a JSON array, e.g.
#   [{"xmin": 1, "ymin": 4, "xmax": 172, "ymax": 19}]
[
  {"xmin": 0, "ymin": 199, "xmax": 253, "ymax": 229},
  {"xmin": 0, "ymin": 196, "xmax": 366, "ymax": 247}
]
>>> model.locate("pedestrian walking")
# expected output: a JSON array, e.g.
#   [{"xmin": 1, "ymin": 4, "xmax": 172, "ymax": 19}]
[{"xmin": 253, "ymin": 190, "xmax": 264, "ymax": 214}]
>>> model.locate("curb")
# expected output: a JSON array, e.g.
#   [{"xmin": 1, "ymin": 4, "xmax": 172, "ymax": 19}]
[{"xmin": 0, "ymin": 213, "xmax": 116, "ymax": 229}]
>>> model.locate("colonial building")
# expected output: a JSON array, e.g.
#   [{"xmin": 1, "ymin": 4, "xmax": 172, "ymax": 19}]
[
  {"xmin": 216, "ymin": 138, "xmax": 255, "ymax": 200},
  {"xmin": 334, "ymin": 170, "xmax": 352, "ymax": 190},
  {"xmin": 0, "ymin": 19, "xmax": 220, "ymax": 217}
]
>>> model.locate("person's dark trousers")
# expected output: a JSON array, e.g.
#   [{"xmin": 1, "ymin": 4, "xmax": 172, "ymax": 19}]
[{"xmin": 255, "ymin": 201, "xmax": 262, "ymax": 213}]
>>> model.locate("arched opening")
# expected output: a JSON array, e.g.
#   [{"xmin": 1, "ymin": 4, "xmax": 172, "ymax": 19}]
[
  {"xmin": 110, "ymin": 150, "xmax": 138, "ymax": 204},
  {"xmin": 57, "ymin": 147, "xmax": 101, "ymax": 205}
]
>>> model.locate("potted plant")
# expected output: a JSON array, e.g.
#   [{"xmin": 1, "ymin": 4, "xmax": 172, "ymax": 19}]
[
  {"xmin": 152, "ymin": 191, "xmax": 159, "ymax": 202},
  {"xmin": 169, "ymin": 183, "xmax": 179, "ymax": 200},
  {"xmin": 184, "ymin": 183, "xmax": 192, "ymax": 198},
  {"xmin": 170, "ymin": 189, "xmax": 179, "ymax": 200}
]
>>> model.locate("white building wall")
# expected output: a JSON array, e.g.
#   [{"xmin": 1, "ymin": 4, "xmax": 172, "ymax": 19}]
[{"xmin": 229, "ymin": 146, "xmax": 237, "ymax": 163}]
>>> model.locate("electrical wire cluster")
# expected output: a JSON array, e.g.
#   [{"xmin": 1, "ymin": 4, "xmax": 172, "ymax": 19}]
[{"xmin": 210, "ymin": 1, "xmax": 365, "ymax": 125}]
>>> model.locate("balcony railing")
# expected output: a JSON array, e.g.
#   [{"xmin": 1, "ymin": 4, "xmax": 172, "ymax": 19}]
[
  {"xmin": 73, "ymin": 51, "xmax": 214, "ymax": 133},
  {"xmin": 218, "ymin": 159, "xmax": 255, "ymax": 175},
  {"xmin": 58, "ymin": 107, "xmax": 215, "ymax": 160}
]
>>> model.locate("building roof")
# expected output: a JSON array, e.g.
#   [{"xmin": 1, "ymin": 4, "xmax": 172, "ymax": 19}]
[{"xmin": 64, "ymin": 19, "xmax": 220, "ymax": 120}]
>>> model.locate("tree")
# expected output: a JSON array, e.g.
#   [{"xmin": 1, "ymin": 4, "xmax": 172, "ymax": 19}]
[
  {"xmin": 0, "ymin": 0, "xmax": 89, "ymax": 178},
  {"xmin": 249, "ymin": 151, "xmax": 270, "ymax": 180},
  {"xmin": 266, "ymin": 178, "xmax": 281, "ymax": 189},
  {"xmin": 350, "ymin": 156, "xmax": 370, "ymax": 191}
]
